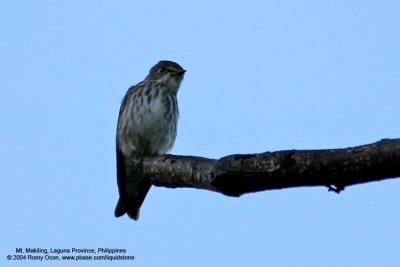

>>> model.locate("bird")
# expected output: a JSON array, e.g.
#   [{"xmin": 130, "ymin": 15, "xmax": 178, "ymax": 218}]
[{"xmin": 115, "ymin": 60, "xmax": 186, "ymax": 220}]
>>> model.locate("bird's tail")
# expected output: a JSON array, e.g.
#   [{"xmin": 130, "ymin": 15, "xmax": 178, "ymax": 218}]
[
  {"xmin": 114, "ymin": 195, "xmax": 146, "ymax": 221},
  {"xmin": 114, "ymin": 177, "xmax": 151, "ymax": 221},
  {"xmin": 114, "ymin": 197, "xmax": 133, "ymax": 218},
  {"xmin": 115, "ymin": 148, "xmax": 151, "ymax": 221}
]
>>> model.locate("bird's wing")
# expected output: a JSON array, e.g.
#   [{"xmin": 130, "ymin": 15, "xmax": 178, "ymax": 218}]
[
  {"xmin": 114, "ymin": 86, "xmax": 133, "ymax": 217},
  {"xmin": 114, "ymin": 83, "xmax": 151, "ymax": 220},
  {"xmin": 114, "ymin": 144, "xmax": 127, "ymax": 217},
  {"xmin": 115, "ymin": 128, "xmax": 151, "ymax": 220}
]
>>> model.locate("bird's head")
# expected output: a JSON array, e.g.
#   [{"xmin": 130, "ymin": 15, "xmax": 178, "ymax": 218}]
[{"xmin": 147, "ymin": 60, "xmax": 186, "ymax": 90}]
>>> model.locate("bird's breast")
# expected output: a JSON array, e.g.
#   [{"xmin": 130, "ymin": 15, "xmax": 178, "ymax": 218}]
[{"xmin": 118, "ymin": 89, "xmax": 178, "ymax": 156}]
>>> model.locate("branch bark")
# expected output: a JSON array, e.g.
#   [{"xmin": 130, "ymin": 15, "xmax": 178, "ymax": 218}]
[{"xmin": 136, "ymin": 139, "xmax": 400, "ymax": 196}]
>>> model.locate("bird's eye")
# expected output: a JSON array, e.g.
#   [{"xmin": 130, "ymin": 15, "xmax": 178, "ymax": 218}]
[{"xmin": 158, "ymin": 67, "xmax": 166, "ymax": 73}]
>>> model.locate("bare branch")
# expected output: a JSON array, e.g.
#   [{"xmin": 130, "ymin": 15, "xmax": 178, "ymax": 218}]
[{"xmin": 136, "ymin": 139, "xmax": 400, "ymax": 196}]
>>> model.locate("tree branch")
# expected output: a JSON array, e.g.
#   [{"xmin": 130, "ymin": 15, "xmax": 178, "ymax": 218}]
[{"xmin": 136, "ymin": 139, "xmax": 400, "ymax": 196}]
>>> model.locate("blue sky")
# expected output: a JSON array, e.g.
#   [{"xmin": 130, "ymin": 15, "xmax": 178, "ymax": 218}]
[{"xmin": 1, "ymin": 1, "xmax": 400, "ymax": 266}]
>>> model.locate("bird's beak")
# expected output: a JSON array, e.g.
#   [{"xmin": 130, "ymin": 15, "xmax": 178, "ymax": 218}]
[{"xmin": 177, "ymin": 69, "xmax": 186, "ymax": 77}]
